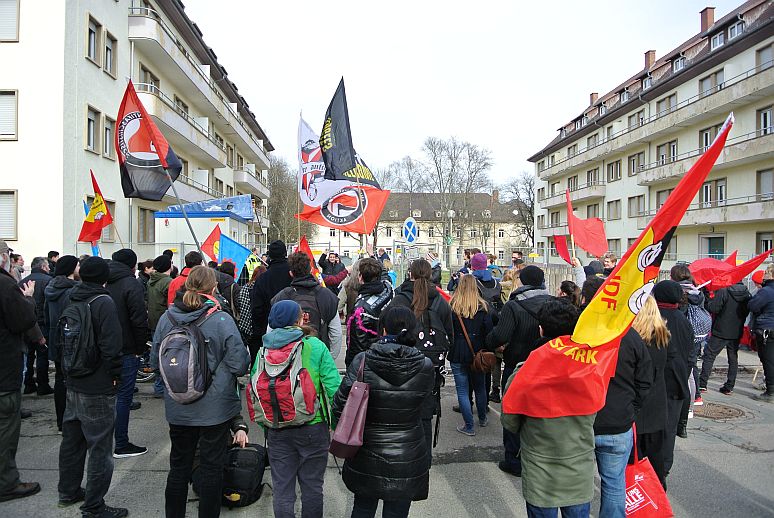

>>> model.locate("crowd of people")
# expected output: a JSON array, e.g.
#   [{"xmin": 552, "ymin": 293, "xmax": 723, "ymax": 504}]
[{"xmin": 1, "ymin": 236, "xmax": 772, "ymax": 518}]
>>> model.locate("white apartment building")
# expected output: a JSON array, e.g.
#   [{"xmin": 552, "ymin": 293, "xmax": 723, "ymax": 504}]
[
  {"xmin": 530, "ymin": 1, "xmax": 774, "ymax": 265},
  {"xmin": 0, "ymin": 0, "xmax": 273, "ymax": 260}
]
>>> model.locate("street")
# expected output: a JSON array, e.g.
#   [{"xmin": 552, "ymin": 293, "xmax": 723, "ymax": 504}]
[{"xmin": 2, "ymin": 349, "xmax": 773, "ymax": 518}]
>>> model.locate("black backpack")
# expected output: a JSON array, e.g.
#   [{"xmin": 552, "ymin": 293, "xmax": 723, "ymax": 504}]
[
  {"xmin": 58, "ymin": 295, "xmax": 107, "ymax": 378},
  {"xmin": 192, "ymin": 443, "xmax": 268, "ymax": 508},
  {"xmin": 477, "ymin": 279, "xmax": 503, "ymax": 318},
  {"xmin": 397, "ymin": 292, "xmax": 450, "ymax": 368},
  {"xmin": 284, "ymin": 285, "xmax": 329, "ymax": 348}
]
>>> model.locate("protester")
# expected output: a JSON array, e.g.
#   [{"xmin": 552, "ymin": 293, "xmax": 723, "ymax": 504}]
[
  {"xmin": 147, "ymin": 255, "xmax": 173, "ymax": 331},
  {"xmin": 748, "ymin": 264, "xmax": 774, "ymax": 402},
  {"xmin": 10, "ymin": 253, "xmax": 25, "ymax": 281},
  {"xmin": 57, "ymin": 256, "xmax": 126, "ymax": 517},
  {"xmin": 449, "ymin": 275, "xmax": 493, "ymax": 436},
  {"xmin": 333, "ymin": 306, "xmax": 433, "ymax": 518},
  {"xmin": 502, "ymin": 298, "xmax": 595, "ymax": 516},
  {"xmin": 319, "ymin": 252, "xmax": 346, "ymax": 295},
  {"xmin": 19, "ymin": 256, "xmax": 53, "ymax": 395},
  {"xmin": 383, "ymin": 259, "xmax": 397, "ymax": 287},
  {"xmin": 580, "ymin": 276, "xmax": 605, "ymax": 310},
  {"xmin": 151, "ymin": 265, "xmax": 250, "ymax": 518},
  {"xmin": 339, "ymin": 258, "xmax": 362, "ymax": 321},
  {"xmin": 499, "ymin": 268, "xmax": 519, "ymax": 305},
  {"xmin": 345, "ymin": 257, "xmax": 394, "ymax": 367},
  {"xmin": 0, "ymin": 241, "xmax": 41, "ymax": 502},
  {"xmin": 167, "ymin": 251, "xmax": 204, "ymax": 306},
  {"xmin": 258, "ymin": 300, "xmax": 341, "ymax": 518},
  {"xmin": 632, "ymin": 296, "xmax": 670, "ymax": 487},
  {"xmin": 377, "ymin": 247, "xmax": 390, "ymax": 264},
  {"xmin": 235, "ymin": 265, "xmax": 265, "ymax": 344},
  {"xmin": 106, "ymin": 249, "xmax": 150, "ymax": 458},
  {"xmin": 486, "ymin": 265, "xmax": 552, "ymax": 476},
  {"xmin": 556, "ymin": 280, "xmax": 581, "ymax": 307},
  {"xmin": 137, "ymin": 259, "xmax": 153, "ymax": 304},
  {"xmin": 428, "ymin": 251, "xmax": 442, "ymax": 287},
  {"xmin": 470, "ymin": 252, "xmax": 502, "ymax": 320},
  {"xmin": 250, "ymin": 240, "xmax": 292, "ymax": 361},
  {"xmin": 217, "ymin": 261, "xmax": 241, "ymax": 317},
  {"xmin": 47, "ymin": 250, "xmax": 60, "ymax": 272},
  {"xmin": 602, "ymin": 252, "xmax": 618, "ymax": 276},
  {"xmin": 511, "ymin": 251, "xmax": 523, "ymax": 268},
  {"xmin": 272, "ymin": 252, "xmax": 342, "ymax": 358}
]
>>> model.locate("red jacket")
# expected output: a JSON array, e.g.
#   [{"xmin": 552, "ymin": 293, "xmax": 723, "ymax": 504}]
[{"xmin": 167, "ymin": 267, "xmax": 191, "ymax": 306}]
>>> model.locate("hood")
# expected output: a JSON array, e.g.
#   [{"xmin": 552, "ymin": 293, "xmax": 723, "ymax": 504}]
[
  {"xmin": 291, "ymin": 274, "xmax": 320, "ymax": 289},
  {"xmin": 359, "ymin": 279, "xmax": 386, "ymax": 296},
  {"xmin": 728, "ymin": 282, "xmax": 751, "ymax": 302},
  {"xmin": 262, "ymin": 327, "xmax": 305, "ymax": 349},
  {"xmin": 511, "ymin": 285, "xmax": 549, "ymax": 301},
  {"xmin": 167, "ymin": 297, "xmax": 218, "ymax": 324},
  {"xmin": 44, "ymin": 276, "xmax": 77, "ymax": 302},
  {"xmin": 107, "ymin": 260, "xmax": 135, "ymax": 284},
  {"xmin": 367, "ymin": 340, "xmax": 427, "ymax": 386},
  {"xmin": 472, "ymin": 269, "xmax": 493, "ymax": 282},
  {"xmin": 69, "ymin": 282, "xmax": 109, "ymax": 302},
  {"xmin": 149, "ymin": 271, "xmax": 170, "ymax": 287}
]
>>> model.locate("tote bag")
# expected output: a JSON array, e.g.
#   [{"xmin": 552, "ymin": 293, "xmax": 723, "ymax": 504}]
[
  {"xmin": 330, "ymin": 355, "xmax": 370, "ymax": 459},
  {"xmin": 626, "ymin": 424, "xmax": 674, "ymax": 517}
]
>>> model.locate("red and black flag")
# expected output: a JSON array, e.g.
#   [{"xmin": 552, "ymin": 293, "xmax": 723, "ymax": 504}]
[{"xmin": 115, "ymin": 80, "xmax": 182, "ymax": 201}]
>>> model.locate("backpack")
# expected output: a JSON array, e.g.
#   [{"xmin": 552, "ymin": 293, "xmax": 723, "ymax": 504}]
[
  {"xmin": 400, "ymin": 292, "xmax": 450, "ymax": 368},
  {"xmin": 158, "ymin": 309, "xmax": 217, "ymax": 404},
  {"xmin": 58, "ymin": 294, "xmax": 107, "ymax": 378},
  {"xmin": 248, "ymin": 340, "xmax": 320, "ymax": 428},
  {"xmin": 686, "ymin": 303, "xmax": 712, "ymax": 340},
  {"xmin": 477, "ymin": 278, "xmax": 503, "ymax": 318},
  {"xmin": 192, "ymin": 443, "xmax": 268, "ymax": 508},
  {"xmin": 288, "ymin": 285, "xmax": 329, "ymax": 347}
]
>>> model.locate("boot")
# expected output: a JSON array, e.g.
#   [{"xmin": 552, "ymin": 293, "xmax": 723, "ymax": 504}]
[
  {"xmin": 677, "ymin": 418, "xmax": 688, "ymax": 439},
  {"xmin": 752, "ymin": 391, "xmax": 774, "ymax": 402}
]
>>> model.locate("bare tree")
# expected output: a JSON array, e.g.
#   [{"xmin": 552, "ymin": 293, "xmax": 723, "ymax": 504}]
[
  {"xmin": 267, "ymin": 156, "xmax": 314, "ymax": 244},
  {"xmin": 500, "ymin": 172, "xmax": 536, "ymax": 246}
]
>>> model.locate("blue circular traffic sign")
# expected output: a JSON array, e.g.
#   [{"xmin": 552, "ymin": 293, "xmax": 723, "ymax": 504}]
[{"xmin": 402, "ymin": 217, "xmax": 418, "ymax": 244}]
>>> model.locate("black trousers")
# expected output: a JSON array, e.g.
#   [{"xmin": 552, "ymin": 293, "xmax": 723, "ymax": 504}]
[
  {"xmin": 54, "ymin": 362, "xmax": 66, "ymax": 431},
  {"xmin": 636, "ymin": 430, "xmax": 666, "ymax": 488},
  {"xmin": 24, "ymin": 342, "xmax": 49, "ymax": 389},
  {"xmin": 663, "ymin": 398, "xmax": 683, "ymax": 481},
  {"xmin": 756, "ymin": 330, "xmax": 774, "ymax": 394}
]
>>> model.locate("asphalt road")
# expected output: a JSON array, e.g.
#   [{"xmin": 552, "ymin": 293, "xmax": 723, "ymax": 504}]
[{"xmin": 2, "ymin": 349, "xmax": 773, "ymax": 517}]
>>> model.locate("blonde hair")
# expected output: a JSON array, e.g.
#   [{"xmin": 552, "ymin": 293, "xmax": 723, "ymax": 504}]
[
  {"xmin": 501, "ymin": 268, "xmax": 519, "ymax": 299},
  {"xmin": 765, "ymin": 264, "xmax": 774, "ymax": 281},
  {"xmin": 182, "ymin": 265, "xmax": 218, "ymax": 309},
  {"xmin": 450, "ymin": 274, "xmax": 487, "ymax": 319},
  {"xmin": 632, "ymin": 296, "xmax": 670, "ymax": 349}
]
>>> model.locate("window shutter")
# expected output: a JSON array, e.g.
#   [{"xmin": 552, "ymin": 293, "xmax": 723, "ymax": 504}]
[
  {"xmin": 0, "ymin": 191, "xmax": 17, "ymax": 239},
  {"xmin": 0, "ymin": 0, "xmax": 18, "ymax": 40},
  {"xmin": 0, "ymin": 91, "xmax": 17, "ymax": 137}
]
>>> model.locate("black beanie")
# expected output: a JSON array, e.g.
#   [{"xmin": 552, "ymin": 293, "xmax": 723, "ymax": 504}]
[
  {"xmin": 152, "ymin": 255, "xmax": 172, "ymax": 273},
  {"xmin": 653, "ymin": 280, "xmax": 683, "ymax": 304},
  {"xmin": 112, "ymin": 249, "xmax": 137, "ymax": 269},
  {"xmin": 54, "ymin": 255, "xmax": 79, "ymax": 277},
  {"xmin": 79, "ymin": 256, "xmax": 110, "ymax": 285},
  {"xmin": 519, "ymin": 265, "xmax": 545, "ymax": 287},
  {"xmin": 268, "ymin": 240, "xmax": 287, "ymax": 260}
]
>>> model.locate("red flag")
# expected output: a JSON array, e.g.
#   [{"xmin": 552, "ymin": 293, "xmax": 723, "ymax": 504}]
[
  {"xmin": 78, "ymin": 171, "xmax": 114, "ymax": 242},
  {"xmin": 554, "ymin": 235, "xmax": 572, "ymax": 265},
  {"xmin": 566, "ymin": 190, "xmax": 608, "ymax": 257},
  {"xmin": 691, "ymin": 251, "xmax": 773, "ymax": 291},
  {"xmin": 436, "ymin": 286, "xmax": 452, "ymax": 302},
  {"xmin": 296, "ymin": 185, "xmax": 390, "ymax": 235},
  {"xmin": 503, "ymin": 113, "xmax": 734, "ymax": 418},
  {"xmin": 115, "ymin": 80, "xmax": 182, "ymax": 201},
  {"xmin": 201, "ymin": 225, "xmax": 221, "ymax": 262},
  {"xmin": 295, "ymin": 235, "xmax": 325, "ymax": 285},
  {"xmin": 724, "ymin": 250, "xmax": 738, "ymax": 266}
]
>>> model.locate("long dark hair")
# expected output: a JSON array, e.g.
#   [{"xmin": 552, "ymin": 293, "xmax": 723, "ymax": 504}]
[
  {"xmin": 378, "ymin": 306, "xmax": 418, "ymax": 347},
  {"xmin": 558, "ymin": 280, "xmax": 581, "ymax": 306},
  {"xmin": 408, "ymin": 259, "xmax": 432, "ymax": 319}
]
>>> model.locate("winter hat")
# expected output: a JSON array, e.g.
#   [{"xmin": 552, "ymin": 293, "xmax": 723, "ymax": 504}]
[
  {"xmin": 54, "ymin": 255, "xmax": 79, "ymax": 277},
  {"xmin": 752, "ymin": 270, "xmax": 765, "ymax": 285},
  {"xmin": 519, "ymin": 265, "xmax": 545, "ymax": 287},
  {"xmin": 652, "ymin": 280, "xmax": 683, "ymax": 304},
  {"xmin": 268, "ymin": 300, "xmax": 301, "ymax": 329},
  {"xmin": 268, "ymin": 240, "xmax": 287, "ymax": 260},
  {"xmin": 79, "ymin": 256, "xmax": 110, "ymax": 285},
  {"xmin": 112, "ymin": 248, "xmax": 138, "ymax": 269},
  {"xmin": 152, "ymin": 254, "xmax": 172, "ymax": 273},
  {"xmin": 584, "ymin": 260, "xmax": 604, "ymax": 277},
  {"xmin": 470, "ymin": 253, "xmax": 488, "ymax": 271}
]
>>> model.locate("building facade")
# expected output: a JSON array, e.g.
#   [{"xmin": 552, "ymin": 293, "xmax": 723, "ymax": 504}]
[
  {"xmin": 530, "ymin": 1, "xmax": 774, "ymax": 265},
  {"xmin": 0, "ymin": 0, "xmax": 272, "ymax": 260}
]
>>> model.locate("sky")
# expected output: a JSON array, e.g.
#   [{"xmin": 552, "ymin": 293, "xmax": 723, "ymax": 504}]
[{"xmin": 183, "ymin": 0, "xmax": 743, "ymax": 186}]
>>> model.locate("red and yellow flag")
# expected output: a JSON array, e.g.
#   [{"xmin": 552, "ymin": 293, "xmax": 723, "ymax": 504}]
[
  {"xmin": 295, "ymin": 235, "xmax": 325, "ymax": 286},
  {"xmin": 201, "ymin": 225, "xmax": 221, "ymax": 262},
  {"xmin": 78, "ymin": 171, "xmax": 114, "ymax": 242},
  {"xmin": 503, "ymin": 113, "xmax": 735, "ymax": 418}
]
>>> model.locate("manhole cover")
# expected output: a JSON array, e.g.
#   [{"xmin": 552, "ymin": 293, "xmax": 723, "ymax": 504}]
[{"xmin": 693, "ymin": 402, "xmax": 745, "ymax": 420}]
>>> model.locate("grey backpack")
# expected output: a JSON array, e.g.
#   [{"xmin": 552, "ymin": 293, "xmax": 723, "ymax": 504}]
[{"xmin": 158, "ymin": 310, "xmax": 216, "ymax": 404}]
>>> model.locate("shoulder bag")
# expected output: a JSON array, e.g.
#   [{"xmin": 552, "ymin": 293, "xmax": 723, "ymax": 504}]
[{"xmin": 456, "ymin": 313, "xmax": 496, "ymax": 373}]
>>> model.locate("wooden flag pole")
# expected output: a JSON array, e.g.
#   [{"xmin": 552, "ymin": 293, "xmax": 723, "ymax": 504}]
[
  {"xmin": 570, "ymin": 233, "xmax": 577, "ymax": 262},
  {"xmin": 112, "ymin": 223, "xmax": 126, "ymax": 249},
  {"xmin": 164, "ymin": 169, "xmax": 202, "ymax": 253}
]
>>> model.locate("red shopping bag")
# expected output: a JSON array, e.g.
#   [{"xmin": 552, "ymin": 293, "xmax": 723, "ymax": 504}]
[{"xmin": 625, "ymin": 425, "xmax": 674, "ymax": 517}]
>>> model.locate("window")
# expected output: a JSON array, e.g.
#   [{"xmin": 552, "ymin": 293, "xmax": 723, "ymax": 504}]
[
  {"xmin": 179, "ymin": 157, "xmax": 188, "ymax": 177},
  {"xmin": 86, "ymin": 107, "xmax": 99, "ymax": 152},
  {"xmin": 628, "ymin": 238, "xmax": 638, "ymax": 250},
  {"xmin": 567, "ymin": 144, "xmax": 577, "ymax": 157},
  {"xmin": 549, "ymin": 212, "xmax": 560, "ymax": 226},
  {"xmin": 757, "ymin": 44, "xmax": 773, "ymax": 71},
  {"xmin": 758, "ymin": 106, "xmax": 772, "ymax": 136},
  {"xmin": 103, "ymin": 117, "xmax": 115, "ymax": 158},
  {"xmin": 656, "ymin": 140, "xmax": 678, "ymax": 164},
  {"xmin": 620, "ymin": 89, "xmax": 630, "ymax": 103},
  {"xmin": 0, "ymin": 0, "xmax": 19, "ymax": 41},
  {"xmin": 86, "ymin": 17, "xmax": 101, "ymax": 63},
  {"xmin": 469, "ymin": 228, "xmax": 477, "ymax": 238},
  {"xmin": 0, "ymin": 91, "xmax": 17, "ymax": 139},
  {"xmin": 537, "ymin": 187, "xmax": 545, "ymax": 200},
  {"xmin": 549, "ymin": 155, "xmax": 555, "ymax": 166},
  {"xmin": 656, "ymin": 189, "xmax": 673, "ymax": 209},
  {"xmin": 582, "ymin": 115, "xmax": 588, "ymax": 127},
  {"xmin": 664, "ymin": 237, "xmax": 678, "ymax": 260},
  {"xmin": 550, "ymin": 182, "xmax": 560, "ymax": 195},
  {"xmin": 226, "ymin": 145, "xmax": 234, "ymax": 167},
  {"xmin": 456, "ymin": 248, "xmax": 463, "ymax": 261},
  {"xmin": 587, "ymin": 204, "xmax": 599, "ymax": 219},
  {"xmin": 628, "ymin": 195, "xmax": 645, "ymax": 218},
  {"xmin": 587, "ymin": 168, "xmax": 599, "ymax": 184},
  {"xmin": 435, "ymin": 211, "xmax": 442, "ymax": 218},
  {"xmin": 716, "ymin": 178, "xmax": 726, "ymax": 205},
  {"xmin": 411, "ymin": 209, "xmax": 421, "ymax": 218},
  {"xmin": 700, "ymin": 234, "xmax": 725, "ymax": 258},
  {"xmin": 214, "ymin": 178, "xmax": 224, "ymax": 195},
  {"xmin": 599, "ymin": 104, "xmax": 607, "ymax": 116},
  {"xmin": 642, "ymin": 76, "xmax": 652, "ymax": 90},
  {"xmin": 699, "ymin": 70, "xmax": 724, "ymax": 96},
  {"xmin": 711, "ymin": 32, "xmax": 724, "ymax": 51},
  {"xmin": 757, "ymin": 169, "xmax": 774, "ymax": 201},
  {"xmin": 139, "ymin": 64, "xmax": 159, "ymax": 90},
  {"xmin": 567, "ymin": 175, "xmax": 578, "ymax": 191},
  {"xmin": 498, "ymin": 228, "xmax": 505, "ymax": 238},
  {"xmin": 498, "ymin": 250, "xmax": 504, "ymax": 260},
  {"xmin": 343, "ymin": 231, "xmax": 351, "ymax": 237},
  {"xmin": 236, "ymin": 154, "xmax": 244, "ymax": 169},
  {"xmin": 482, "ymin": 210, "xmax": 491, "ymax": 218},
  {"xmin": 673, "ymin": 56, "xmax": 686, "ymax": 72},
  {"xmin": 104, "ymin": 32, "xmax": 116, "ymax": 76},
  {"xmin": 606, "ymin": 125, "xmax": 613, "ymax": 141},
  {"xmin": 428, "ymin": 227, "xmax": 434, "ymax": 238},
  {"xmin": 575, "ymin": 120, "xmax": 582, "ymax": 130},
  {"xmin": 328, "ymin": 228, "xmax": 336, "ymax": 237},
  {"xmin": 0, "ymin": 190, "xmax": 17, "ymax": 239},
  {"xmin": 699, "ymin": 124, "xmax": 722, "ymax": 151},
  {"xmin": 607, "ymin": 239, "xmax": 621, "ymax": 257},
  {"xmin": 537, "ymin": 160, "xmax": 545, "ymax": 172},
  {"xmin": 656, "ymin": 94, "xmax": 677, "ymax": 115},
  {"xmin": 537, "ymin": 215, "xmax": 545, "ymax": 228},
  {"xmin": 226, "ymin": 185, "xmax": 233, "ymax": 197},
  {"xmin": 138, "ymin": 208, "xmax": 154, "ymax": 243},
  {"xmin": 560, "ymin": 128, "xmax": 567, "ymax": 138},
  {"xmin": 606, "ymin": 160, "xmax": 621, "ymax": 182},
  {"xmin": 607, "ymin": 200, "xmax": 621, "ymax": 220},
  {"xmin": 386, "ymin": 227, "xmax": 394, "ymax": 237},
  {"xmin": 757, "ymin": 232, "xmax": 774, "ymax": 255},
  {"xmin": 174, "ymin": 96, "xmax": 188, "ymax": 116},
  {"xmin": 388, "ymin": 210, "xmax": 398, "ymax": 218},
  {"xmin": 628, "ymin": 110, "xmax": 644, "ymax": 129},
  {"xmin": 587, "ymin": 134, "xmax": 598, "ymax": 148},
  {"xmin": 728, "ymin": 21, "xmax": 744, "ymax": 40},
  {"xmin": 628, "ymin": 152, "xmax": 644, "ymax": 175},
  {"xmin": 483, "ymin": 229, "xmax": 490, "ymax": 238}
]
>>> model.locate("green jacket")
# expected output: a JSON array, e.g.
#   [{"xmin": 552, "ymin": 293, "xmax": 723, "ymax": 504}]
[{"xmin": 147, "ymin": 271, "xmax": 172, "ymax": 330}]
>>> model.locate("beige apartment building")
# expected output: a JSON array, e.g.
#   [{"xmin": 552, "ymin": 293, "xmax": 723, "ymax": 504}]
[
  {"xmin": 530, "ymin": 1, "xmax": 774, "ymax": 265},
  {"xmin": 0, "ymin": 0, "xmax": 272, "ymax": 260}
]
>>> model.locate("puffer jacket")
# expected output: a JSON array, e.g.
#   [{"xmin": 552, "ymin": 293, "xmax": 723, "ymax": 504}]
[
  {"xmin": 44, "ymin": 276, "xmax": 78, "ymax": 361},
  {"xmin": 749, "ymin": 279, "xmax": 774, "ymax": 330},
  {"xmin": 151, "ymin": 293, "xmax": 250, "ymax": 427},
  {"xmin": 106, "ymin": 261, "xmax": 150, "ymax": 355},
  {"xmin": 705, "ymin": 283, "xmax": 751, "ymax": 340},
  {"xmin": 345, "ymin": 279, "xmax": 394, "ymax": 367},
  {"xmin": 332, "ymin": 340, "xmax": 434, "ymax": 501},
  {"xmin": 147, "ymin": 271, "xmax": 172, "ymax": 331}
]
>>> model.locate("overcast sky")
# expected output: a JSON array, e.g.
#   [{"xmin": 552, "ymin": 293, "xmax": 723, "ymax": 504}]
[{"xmin": 183, "ymin": 0, "xmax": 742, "ymax": 185}]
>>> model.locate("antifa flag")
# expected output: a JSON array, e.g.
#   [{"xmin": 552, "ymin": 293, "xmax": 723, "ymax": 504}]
[
  {"xmin": 115, "ymin": 81, "xmax": 182, "ymax": 201},
  {"xmin": 78, "ymin": 170, "xmax": 113, "ymax": 243},
  {"xmin": 319, "ymin": 78, "xmax": 381, "ymax": 189},
  {"xmin": 503, "ymin": 113, "xmax": 735, "ymax": 419}
]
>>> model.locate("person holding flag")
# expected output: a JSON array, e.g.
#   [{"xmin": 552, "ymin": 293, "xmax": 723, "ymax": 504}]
[{"xmin": 79, "ymin": 171, "xmax": 113, "ymax": 249}]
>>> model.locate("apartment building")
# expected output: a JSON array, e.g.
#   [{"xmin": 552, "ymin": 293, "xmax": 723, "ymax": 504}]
[
  {"xmin": 0, "ymin": 0, "xmax": 272, "ymax": 260},
  {"xmin": 530, "ymin": 1, "xmax": 774, "ymax": 265}
]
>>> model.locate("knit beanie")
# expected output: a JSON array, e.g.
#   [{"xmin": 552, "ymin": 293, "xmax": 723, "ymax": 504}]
[
  {"xmin": 152, "ymin": 254, "xmax": 172, "ymax": 273},
  {"xmin": 470, "ymin": 253, "xmax": 487, "ymax": 271},
  {"xmin": 79, "ymin": 256, "xmax": 110, "ymax": 285},
  {"xmin": 112, "ymin": 249, "xmax": 138, "ymax": 269},
  {"xmin": 54, "ymin": 255, "xmax": 79, "ymax": 277},
  {"xmin": 519, "ymin": 265, "xmax": 545, "ymax": 287},
  {"xmin": 268, "ymin": 240, "xmax": 287, "ymax": 260},
  {"xmin": 269, "ymin": 300, "xmax": 301, "ymax": 329},
  {"xmin": 652, "ymin": 280, "xmax": 683, "ymax": 304}
]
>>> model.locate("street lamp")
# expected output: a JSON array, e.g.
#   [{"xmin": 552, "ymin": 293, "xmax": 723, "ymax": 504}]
[{"xmin": 446, "ymin": 209, "xmax": 456, "ymax": 268}]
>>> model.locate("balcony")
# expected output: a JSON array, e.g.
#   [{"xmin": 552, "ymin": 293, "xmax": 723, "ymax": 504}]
[
  {"xmin": 539, "ymin": 181, "xmax": 606, "ymax": 209},
  {"xmin": 167, "ymin": 174, "xmax": 225, "ymax": 204},
  {"xmin": 536, "ymin": 222, "xmax": 568, "ymax": 237},
  {"xmin": 538, "ymin": 63, "xmax": 774, "ymax": 181},
  {"xmin": 234, "ymin": 168, "xmax": 270, "ymax": 199},
  {"xmin": 638, "ymin": 129, "xmax": 774, "ymax": 185},
  {"xmin": 636, "ymin": 194, "xmax": 774, "ymax": 229}
]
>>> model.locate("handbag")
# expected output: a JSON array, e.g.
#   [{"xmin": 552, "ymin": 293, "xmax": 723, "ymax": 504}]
[
  {"xmin": 625, "ymin": 424, "xmax": 674, "ymax": 517},
  {"xmin": 456, "ymin": 313, "xmax": 496, "ymax": 373},
  {"xmin": 329, "ymin": 355, "xmax": 370, "ymax": 459}
]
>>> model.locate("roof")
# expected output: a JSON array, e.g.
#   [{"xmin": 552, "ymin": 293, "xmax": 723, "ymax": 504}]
[{"xmin": 379, "ymin": 192, "xmax": 526, "ymax": 223}]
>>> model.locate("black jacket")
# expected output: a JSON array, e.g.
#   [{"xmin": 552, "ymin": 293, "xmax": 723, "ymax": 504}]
[
  {"xmin": 486, "ymin": 286, "xmax": 553, "ymax": 368},
  {"xmin": 345, "ymin": 279, "xmax": 393, "ymax": 367},
  {"xmin": 44, "ymin": 276, "xmax": 78, "ymax": 361},
  {"xmin": 216, "ymin": 270, "xmax": 241, "ymax": 317},
  {"xmin": 430, "ymin": 264, "xmax": 442, "ymax": 287},
  {"xmin": 18, "ymin": 268, "xmax": 52, "ymax": 334},
  {"xmin": 271, "ymin": 274, "xmax": 339, "ymax": 349},
  {"xmin": 659, "ymin": 305, "xmax": 693, "ymax": 400},
  {"xmin": 0, "ymin": 268, "xmax": 38, "ymax": 392},
  {"xmin": 332, "ymin": 341, "xmax": 434, "ymax": 502},
  {"xmin": 635, "ymin": 339, "xmax": 668, "ymax": 434},
  {"xmin": 449, "ymin": 308, "xmax": 493, "ymax": 365},
  {"xmin": 64, "ymin": 282, "xmax": 123, "ymax": 395},
  {"xmin": 594, "ymin": 329, "xmax": 653, "ymax": 435},
  {"xmin": 749, "ymin": 280, "xmax": 774, "ymax": 330},
  {"xmin": 106, "ymin": 261, "xmax": 150, "ymax": 355},
  {"xmin": 250, "ymin": 258, "xmax": 291, "ymax": 339},
  {"xmin": 705, "ymin": 283, "xmax": 751, "ymax": 340}
]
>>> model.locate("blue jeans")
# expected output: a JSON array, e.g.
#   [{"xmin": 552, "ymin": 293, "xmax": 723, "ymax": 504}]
[
  {"xmin": 526, "ymin": 502, "xmax": 590, "ymax": 518},
  {"xmin": 114, "ymin": 354, "xmax": 139, "ymax": 450},
  {"xmin": 501, "ymin": 365, "xmax": 521, "ymax": 473},
  {"xmin": 450, "ymin": 362, "xmax": 487, "ymax": 430},
  {"xmin": 154, "ymin": 375, "xmax": 165, "ymax": 396},
  {"xmin": 594, "ymin": 428, "xmax": 633, "ymax": 518}
]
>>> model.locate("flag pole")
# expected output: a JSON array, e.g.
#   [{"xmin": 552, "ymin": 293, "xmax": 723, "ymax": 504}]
[
  {"xmin": 164, "ymin": 168, "xmax": 202, "ymax": 253},
  {"xmin": 112, "ymin": 222, "xmax": 126, "ymax": 249},
  {"xmin": 570, "ymin": 233, "xmax": 577, "ymax": 262}
]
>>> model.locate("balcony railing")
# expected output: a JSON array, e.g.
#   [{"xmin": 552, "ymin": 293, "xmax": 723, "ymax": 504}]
[
  {"xmin": 177, "ymin": 174, "xmax": 225, "ymax": 199},
  {"xmin": 234, "ymin": 168, "xmax": 269, "ymax": 189},
  {"xmin": 639, "ymin": 193, "xmax": 774, "ymax": 220}
]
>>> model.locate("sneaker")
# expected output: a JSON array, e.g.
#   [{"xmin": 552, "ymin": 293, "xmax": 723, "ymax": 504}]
[
  {"xmin": 82, "ymin": 505, "xmax": 129, "ymax": 518},
  {"xmin": 688, "ymin": 409, "xmax": 694, "ymax": 419},
  {"xmin": 22, "ymin": 385, "xmax": 36, "ymax": 395},
  {"xmin": 677, "ymin": 424, "xmax": 687, "ymax": 439},
  {"xmin": 753, "ymin": 392, "xmax": 774, "ymax": 402},
  {"xmin": 497, "ymin": 460, "xmax": 521, "ymax": 477},
  {"xmin": 488, "ymin": 391, "xmax": 501, "ymax": 403},
  {"xmin": 699, "ymin": 386, "xmax": 708, "ymax": 393},
  {"xmin": 129, "ymin": 401, "xmax": 141, "ymax": 411},
  {"xmin": 694, "ymin": 396, "xmax": 704, "ymax": 406},
  {"xmin": 0, "ymin": 482, "xmax": 40, "ymax": 502},
  {"xmin": 479, "ymin": 418, "xmax": 488, "ymax": 427},
  {"xmin": 37, "ymin": 385, "xmax": 54, "ymax": 396},
  {"xmin": 452, "ymin": 404, "xmax": 461, "ymax": 413},
  {"xmin": 719, "ymin": 386, "xmax": 733, "ymax": 395},
  {"xmin": 456, "ymin": 425, "xmax": 475, "ymax": 436},
  {"xmin": 58, "ymin": 487, "xmax": 85, "ymax": 507},
  {"xmin": 113, "ymin": 443, "xmax": 148, "ymax": 458},
  {"xmin": 20, "ymin": 409, "xmax": 32, "ymax": 419}
]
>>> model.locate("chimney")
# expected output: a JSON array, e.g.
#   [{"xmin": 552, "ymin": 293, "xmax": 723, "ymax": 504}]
[
  {"xmin": 492, "ymin": 189, "xmax": 499, "ymax": 204},
  {"xmin": 590, "ymin": 92, "xmax": 598, "ymax": 105},
  {"xmin": 701, "ymin": 7, "xmax": 715, "ymax": 32},
  {"xmin": 644, "ymin": 50, "xmax": 656, "ymax": 70}
]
